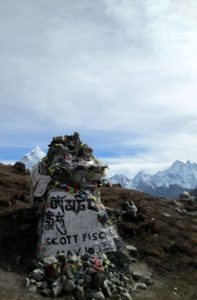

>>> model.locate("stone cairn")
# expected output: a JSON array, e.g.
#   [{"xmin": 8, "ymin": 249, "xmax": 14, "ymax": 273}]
[{"xmin": 27, "ymin": 133, "xmax": 152, "ymax": 299}]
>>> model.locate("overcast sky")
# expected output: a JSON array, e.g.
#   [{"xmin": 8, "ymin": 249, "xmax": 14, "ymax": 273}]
[{"xmin": 0, "ymin": 0, "xmax": 197, "ymax": 177}]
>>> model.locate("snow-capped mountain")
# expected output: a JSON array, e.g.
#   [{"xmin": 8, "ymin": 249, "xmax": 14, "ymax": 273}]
[
  {"xmin": 132, "ymin": 171, "xmax": 152, "ymax": 189},
  {"xmin": 109, "ymin": 174, "xmax": 132, "ymax": 189},
  {"xmin": 135, "ymin": 160, "xmax": 197, "ymax": 190},
  {"xmin": 20, "ymin": 146, "xmax": 46, "ymax": 169},
  {"xmin": 109, "ymin": 160, "xmax": 197, "ymax": 198}
]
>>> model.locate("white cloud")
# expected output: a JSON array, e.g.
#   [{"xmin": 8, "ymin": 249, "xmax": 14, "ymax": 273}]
[
  {"xmin": 0, "ymin": 0, "xmax": 197, "ymax": 175},
  {"xmin": 105, "ymin": 156, "xmax": 171, "ymax": 178}
]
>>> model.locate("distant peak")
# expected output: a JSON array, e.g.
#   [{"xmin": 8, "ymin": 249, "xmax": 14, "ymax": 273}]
[
  {"xmin": 170, "ymin": 160, "xmax": 184, "ymax": 170},
  {"xmin": 29, "ymin": 146, "xmax": 46, "ymax": 157},
  {"xmin": 34, "ymin": 146, "xmax": 42, "ymax": 150},
  {"xmin": 135, "ymin": 170, "xmax": 150, "ymax": 177},
  {"xmin": 20, "ymin": 146, "xmax": 46, "ymax": 169},
  {"xmin": 172, "ymin": 160, "xmax": 184, "ymax": 166},
  {"xmin": 170, "ymin": 160, "xmax": 195, "ymax": 169},
  {"xmin": 32, "ymin": 146, "xmax": 44, "ymax": 152},
  {"xmin": 137, "ymin": 170, "xmax": 147, "ymax": 175}
]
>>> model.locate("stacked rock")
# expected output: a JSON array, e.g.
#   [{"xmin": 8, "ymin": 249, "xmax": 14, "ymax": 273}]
[
  {"xmin": 27, "ymin": 252, "xmax": 152, "ymax": 299},
  {"xmin": 44, "ymin": 132, "xmax": 106, "ymax": 188},
  {"xmin": 31, "ymin": 132, "xmax": 107, "ymax": 202},
  {"xmin": 28, "ymin": 133, "xmax": 152, "ymax": 299},
  {"xmin": 31, "ymin": 133, "xmax": 121, "ymax": 258},
  {"xmin": 27, "ymin": 252, "xmax": 134, "ymax": 299}
]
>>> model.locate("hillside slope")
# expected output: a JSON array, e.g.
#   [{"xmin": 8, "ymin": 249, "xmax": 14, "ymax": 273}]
[
  {"xmin": 0, "ymin": 164, "xmax": 196, "ymax": 299},
  {"xmin": 0, "ymin": 163, "xmax": 30, "ymax": 207}
]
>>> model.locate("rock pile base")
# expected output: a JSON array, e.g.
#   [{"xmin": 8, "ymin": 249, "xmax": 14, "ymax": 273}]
[
  {"xmin": 26, "ymin": 252, "xmax": 152, "ymax": 299},
  {"xmin": 28, "ymin": 133, "xmax": 153, "ymax": 298}
]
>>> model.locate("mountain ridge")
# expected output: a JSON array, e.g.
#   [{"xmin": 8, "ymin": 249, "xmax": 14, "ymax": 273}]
[
  {"xmin": 110, "ymin": 160, "xmax": 197, "ymax": 198},
  {"xmin": 20, "ymin": 146, "xmax": 46, "ymax": 169}
]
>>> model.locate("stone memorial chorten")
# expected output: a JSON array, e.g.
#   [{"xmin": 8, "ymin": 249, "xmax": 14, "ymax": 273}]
[{"xmin": 31, "ymin": 133, "xmax": 118, "ymax": 258}]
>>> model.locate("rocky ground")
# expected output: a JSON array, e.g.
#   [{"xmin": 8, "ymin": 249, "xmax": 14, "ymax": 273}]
[{"xmin": 0, "ymin": 163, "xmax": 196, "ymax": 299}]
